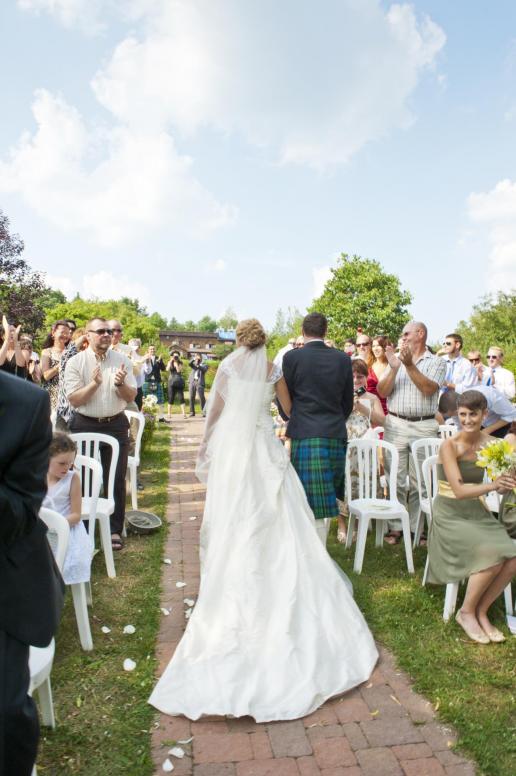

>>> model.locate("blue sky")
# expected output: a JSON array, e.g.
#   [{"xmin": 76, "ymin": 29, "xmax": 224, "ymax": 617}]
[{"xmin": 1, "ymin": 1, "xmax": 515, "ymax": 340}]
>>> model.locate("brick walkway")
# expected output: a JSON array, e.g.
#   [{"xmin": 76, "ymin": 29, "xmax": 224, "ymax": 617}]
[{"xmin": 151, "ymin": 419, "xmax": 476, "ymax": 776}]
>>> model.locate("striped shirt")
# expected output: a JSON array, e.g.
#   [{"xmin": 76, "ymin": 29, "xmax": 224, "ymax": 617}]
[
  {"xmin": 388, "ymin": 351, "xmax": 446, "ymax": 417},
  {"xmin": 64, "ymin": 347, "xmax": 136, "ymax": 418}
]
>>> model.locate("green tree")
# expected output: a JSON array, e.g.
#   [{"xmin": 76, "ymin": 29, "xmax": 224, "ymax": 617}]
[
  {"xmin": 218, "ymin": 307, "xmax": 238, "ymax": 330},
  {"xmin": 39, "ymin": 288, "xmax": 67, "ymax": 311},
  {"xmin": 197, "ymin": 315, "xmax": 218, "ymax": 332},
  {"xmin": 456, "ymin": 291, "xmax": 516, "ymax": 372},
  {"xmin": 310, "ymin": 253, "xmax": 412, "ymax": 343},
  {"xmin": 0, "ymin": 209, "xmax": 49, "ymax": 334}
]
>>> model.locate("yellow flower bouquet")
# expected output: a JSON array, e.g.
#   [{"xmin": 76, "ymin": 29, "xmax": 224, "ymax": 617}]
[{"xmin": 476, "ymin": 438, "xmax": 516, "ymax": 506}]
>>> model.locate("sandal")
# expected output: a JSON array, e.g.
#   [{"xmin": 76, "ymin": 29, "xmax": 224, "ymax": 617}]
[
  {"xmin": 384, "ymin": 531, "xmax": 401, "ymax": 545},
  {"xmin": 111, "ymin": 535, "xmax": 124, "ymax": 551}
]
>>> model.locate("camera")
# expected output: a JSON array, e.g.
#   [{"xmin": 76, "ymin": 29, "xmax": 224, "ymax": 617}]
[{"xmin": 354, "ymin": 386, "xmax": 366, "ymax": 397}]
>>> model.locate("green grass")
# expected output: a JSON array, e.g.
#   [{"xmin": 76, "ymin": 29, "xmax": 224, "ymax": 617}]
[
  {"xmin": 37, "ymin": 424, "xmax": 171, "ymax": 776},
  {"xmin": 328, "ymin": 528, "xmax": 516, "ymax": 776}
]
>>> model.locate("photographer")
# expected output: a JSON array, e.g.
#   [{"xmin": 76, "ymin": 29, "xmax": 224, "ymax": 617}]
[
  {"xmin": 188, "ymin": 354, "xmax": 208, "ymax": 417},
  {"xmin": 166, "ymin": 351, "xmax": 186, "ymax": 420}
]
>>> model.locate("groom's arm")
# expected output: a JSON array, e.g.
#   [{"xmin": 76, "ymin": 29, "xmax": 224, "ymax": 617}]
[{"xmin": 341, "ymin": 360, "xmax": 354, "ymax": 420}]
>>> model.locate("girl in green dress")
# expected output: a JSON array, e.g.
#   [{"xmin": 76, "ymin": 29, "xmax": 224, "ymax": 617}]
[{"xmin": 428, "ymin": 390, "xmax": 516, "ymax": 644}]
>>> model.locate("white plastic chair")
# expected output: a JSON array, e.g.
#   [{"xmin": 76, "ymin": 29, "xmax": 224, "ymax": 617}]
[
  {"xmin": 124, "ymin": 410, "xmax": 146, "ymax": 510},
  {"xmin": 439, "ymin": 424, "xmax": 457, "ymax": 439},
  {"xmin": 71, "ymin": 433, "xmax": 119, "ymax": 579},
  {"xmin": 410, "ymin": 437, "xmax": 443, "ymax": 547},
  {"xmin": 345, "ymin": 438, "xmax": 414, "ymax": 574},
  {"xmin": 29, "ymin": 507, "xmax": 69, "ymax": 730}
]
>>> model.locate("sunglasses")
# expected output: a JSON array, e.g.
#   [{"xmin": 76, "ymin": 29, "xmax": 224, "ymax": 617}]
[
  {"xmin": 111, "ymin": 328, "xmax": 122, "ymax": 333},
  {"xmin": 88, "ymin": 328, "xmax": 113, "ymax": 336},
  {"xmin": 443, "ymin": 341, "xmax": 454, "ymax": 346},
  {"xmin": 487, "ymin": 355, "xmax": 499, "ymax": 360},
  {"xmin": 469, "ymin": 358, "xmax": 480, "ymax": 364},
  {"xmin": 356, "ymin": 342, "xmax": 371, "ymax": 347}
]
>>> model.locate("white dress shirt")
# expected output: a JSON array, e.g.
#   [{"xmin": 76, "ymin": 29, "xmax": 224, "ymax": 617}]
[
  {"xmin": 64, "ymin": 347, "xmax": 136, "ymax": 418},
  {"xmin": 453, "ymin": 384, "xmax": 516, "ymax": 428},
  {"xmin": 482, "ymin": 366, "xmax": 515, "ymax": 400},
  {"xmin": 441, "ymin": 354, "xmax": 477, "ymax": 394}
]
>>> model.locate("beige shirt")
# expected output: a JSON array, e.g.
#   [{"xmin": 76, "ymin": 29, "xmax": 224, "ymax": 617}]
[
  {"xmin": 387, "ymin": 350, "xmax": 447, "ymax": 417},
  {"xmin": 64, "ymin": 347, "xmax": 137, "ymax": 418}
]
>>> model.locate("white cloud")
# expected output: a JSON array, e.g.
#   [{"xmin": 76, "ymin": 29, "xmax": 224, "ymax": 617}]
[
  {"xmin": 0, "ymin": 90, "xmax": 236, "ymax": 247},
  {"xmin": 44, "ymin": 273, "xmax": 76, "ymax": 298},
  {"xmin": 313, "ymin": 266, "xmax": 333, "ymax": 298},
  {"xmin": 43, "ymin": 270, "xmax": 152, "ymax": 305},
  {"xmin": 18, "ymin": 0, "xmax": 106, "ymax": 33},
  {"xmin": 91, "ymin": 0, "xmax": 446, "ymax": 170},
  {"xmin": 205, "ymin": 259, "xmax": 227, "ymax": 273},
  {"xmin": 467, "ymin": 179, "xmax": 516, "ymax": 291}
]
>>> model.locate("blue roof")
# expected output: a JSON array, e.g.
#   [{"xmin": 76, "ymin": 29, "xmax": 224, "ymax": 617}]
[{"xmin": 216, "ymin": 329, "xmax": 236, "ymax": 341}]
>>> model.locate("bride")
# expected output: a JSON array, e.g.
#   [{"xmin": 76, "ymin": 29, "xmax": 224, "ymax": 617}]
[{"xmin": 149, "ymin": 319, "xmax": 378, "ymax": 722}]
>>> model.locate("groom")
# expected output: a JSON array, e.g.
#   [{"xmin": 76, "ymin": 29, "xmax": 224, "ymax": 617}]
[{"xmin": 283, "ymin": 313, "xmax": 354, "ymax": 547}]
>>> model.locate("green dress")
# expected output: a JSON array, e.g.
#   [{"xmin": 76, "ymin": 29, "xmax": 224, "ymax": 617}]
[{"xmin": 427, "ymin": 460, "xmax": 516, "ymax": 585}]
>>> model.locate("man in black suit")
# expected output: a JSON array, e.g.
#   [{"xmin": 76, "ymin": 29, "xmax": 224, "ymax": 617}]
[
  {"xmin": 0, "ymin": 371, "xmax": 64, "ymax": 775},
  {"xmin": 283, "ymin": 313, "xmax": 353, "ymax": 546}
]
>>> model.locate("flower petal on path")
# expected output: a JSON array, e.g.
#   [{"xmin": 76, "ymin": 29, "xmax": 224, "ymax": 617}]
[{"xmin": 123, "ymin": 658, "xmax": 136, "ymax": 672}]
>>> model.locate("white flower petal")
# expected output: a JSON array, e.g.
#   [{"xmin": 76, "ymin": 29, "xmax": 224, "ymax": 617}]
[
  {"xmin": 183, "ymin": 599, "xmax": 195, "ymax": 606},
  {"xmin": 185, "ymin": 608, "xmax": 192, "ymax": 619},
  {"xmin": 176, "ymin": 581, "xmax": 186, "ymax": 588},
  {"xmin": 162, "ymin": 758, "xmax": 174, "ymax": 772},
  {"xmin": 123, "ymin": 625, "xmax": 136, "ymax": 634},
  {"xmin": 163, "ymin": 558, "xmax": 172, "ymax": 565},
  {"xmin": 177, "ymin": 737, "xmax": 194, "ymax": 744},
  {"xmin": 123, "ymin": 658, "xmax": 136, "ymax": 672},
  {"xmin": 189, "ymin": 516, "xmax": 197, "ymax": 521},
  {"xmin": 168, "ymin": 746, "xmax": 185, "ymax": 758},
  {"xmin": 160, "ymin": 607, "xmax": 171, "ymax": 616},
  {"xmin": 101, "ymin": 626, "xmax": 111, "ymax": 634}
]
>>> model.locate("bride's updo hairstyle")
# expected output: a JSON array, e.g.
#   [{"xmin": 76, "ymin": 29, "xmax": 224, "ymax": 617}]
[{"xmin": 236, "ymin": 319, "xmax": 266, "ymax": 350}]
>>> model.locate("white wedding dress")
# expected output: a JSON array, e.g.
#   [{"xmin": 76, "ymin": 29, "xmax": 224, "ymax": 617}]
[{"xmin": 149, "ymin": 346, "xmax": 378, "ymax": 722}]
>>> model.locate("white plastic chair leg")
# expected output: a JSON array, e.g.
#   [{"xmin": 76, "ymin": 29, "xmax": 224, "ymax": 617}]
[
  {"xmin": 36, "ymin": 678, "xmax": 55, "ymax": 728},
  {"xmin": 443, "ymin": 582, "xmax": 459, "ymax": 621},
  {"xmin": 130, "ymin": 463, "xmax": 138, "ymax": 511},
  {"xmin": 401, "ymin": 515, "xmax": 415, "ymax": 573},
  {"xmin": 85, "ymin": 581, "xmax": 93, "ymax": 606},
  {"xmin": 345, "ymin": 515, "xmax": 355, "ymax": 548},
  {"xmin": 504, "ymin": 582, "xmax": 513, "ymax": 616},
  {"xmin": 422, "ymin": 556, "xmax": 429, "ymax": 586},
  {"xmin": 353, "ymin": 516, "xmax": 370, "ymax": 574},
  {"xmin": 98, "ymin": 516, "xmax": 116, "ymax": 578},
  {"xmin": 412, "ymin": 509, "xmax": 422, "ymax": 548},
  {"xmin": 71, "ymin": 583, "xmax": 93, "ymax": 651},
  {"xmin": 374, "ymin": 520, "xmax": 385, "ymax": 547}
]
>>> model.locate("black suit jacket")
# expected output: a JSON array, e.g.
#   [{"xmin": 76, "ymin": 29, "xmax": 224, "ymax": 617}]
[
  {"xmin": 189, "ymin": 360, "xmax": 208, "ymax": 387},
  {"xmin": 145, "ymin": 357, "xmax": 165, "ymax": 383},
  {"xmin": 0, "ymin": 372, "xmax": 64, "ymax": 647},
  {"xmin": 282, "ymin": 341, "xmax": 353, "ymax": 440}
]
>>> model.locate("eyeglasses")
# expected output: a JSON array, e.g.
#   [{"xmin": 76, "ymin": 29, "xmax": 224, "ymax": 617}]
[
  {"xmin": 443, "ymin": 341, "xmax": 453, "ymax": 346},
  {"xmin": 88, "ymin": 328, "xmax": 113, "ymax": 336},
  {"xmin": 111, "ymin": 328, "xmax": 122, "ymax": 333},
  {"xmin": 487, "ymin": 354, "xmax": 499, "ymax": 360},
  {"xmin": 469, "ymin": 358, "xmax": 480, "ymax": 364},
  {"xmin": 356, "ymin": 342, "xmax": 370, "ymax": 347}
]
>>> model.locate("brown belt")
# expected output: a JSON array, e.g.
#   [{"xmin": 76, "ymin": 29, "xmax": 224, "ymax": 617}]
[
  {"xmin": 389, "ymin": 411, "xmax": 435, "ymax": 422},
  {"xmin": 76, "ymin": 412, "xmax": 124, "ymax": 424}
]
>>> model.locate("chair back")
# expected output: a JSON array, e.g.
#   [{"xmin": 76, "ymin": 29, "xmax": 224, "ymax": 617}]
[
  {"xmin": 347, "ymin": 438, "xmax": 399, "ymax": 501},
  {"xmin": 411, "ymin": 437, "xmax": 442, "ymax": 503},
  {"xmin": 39, "ymin": 507, "xmax": 70, "ymax": 572},
  {"xmin": 74, "ymin": 454, "xmax": 103, "ymax": 530},
  {"xmin": 365, "ymin": 426, "xmax": 384, "ymax": 440},
  {"xmin": 421, "ymin": 454, "xmax": 439, "ymax": 523},
  {"xmin": 124, "ymin": 410, "xmax": 146, "ymax": 466},
  {"xmin": 71, "ymin": 433, "xmax": 120, "ymax": 501},
  {"xmin": 439, "ymin": 424, "xmax": 457, "ymax": 439}
]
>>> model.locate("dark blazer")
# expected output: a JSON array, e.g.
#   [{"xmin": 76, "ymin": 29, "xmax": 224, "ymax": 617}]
[
  {"xmin": 282, "ymin": 341, "xmax": 354, "ymax": 440},
  {"xmin": 145, "ymin": 357, "xmax": 165, "ymax": 383},
  {"xmin": 0, "ymin": 372, "xmax": 64, "ymax": 647},
  {"xmin": 189, "ymin": 360, "xmax": 208, "ymax": 387}
]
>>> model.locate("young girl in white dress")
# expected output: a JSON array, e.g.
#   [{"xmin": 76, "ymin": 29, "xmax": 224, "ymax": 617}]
[{"xmin": 43, "ymin": 432, "xmax": 92, "ymax": 585}]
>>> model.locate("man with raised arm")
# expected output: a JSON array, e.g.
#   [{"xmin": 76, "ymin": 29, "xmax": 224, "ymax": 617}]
[{"xmin": 378, "ymin": 320, "xmax": 446, "ymax": 544}]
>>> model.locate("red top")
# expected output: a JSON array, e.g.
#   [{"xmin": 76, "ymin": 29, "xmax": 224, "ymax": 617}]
[{"xmin": 367, "ymin": 367, "xmax": 388, "ymax": 415}]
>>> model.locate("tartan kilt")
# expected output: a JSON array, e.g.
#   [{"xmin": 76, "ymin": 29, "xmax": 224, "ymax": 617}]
[
  {"xmin": 143, "ymin": 380, "xmax": 164, "ymax": 404},
  {"xmin": 290, "ymin": 437, "xmax": 346, "ymax": 520}
]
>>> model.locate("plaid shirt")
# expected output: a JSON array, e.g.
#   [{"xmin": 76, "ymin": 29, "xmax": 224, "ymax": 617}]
[{"xmin": 387, "ymin": 351, "xmax": 446, "ymax": 417}]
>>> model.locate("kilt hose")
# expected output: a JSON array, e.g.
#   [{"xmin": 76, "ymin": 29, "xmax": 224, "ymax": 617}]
[{"xmin": 290, "ymin": 437, "xmax": 347, "ymax": 520}]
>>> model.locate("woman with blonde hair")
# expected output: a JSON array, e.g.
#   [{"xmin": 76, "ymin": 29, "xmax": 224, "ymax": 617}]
[{"xmin": 150, "ymin": 318, "xmax": 377, "ymax": 722}]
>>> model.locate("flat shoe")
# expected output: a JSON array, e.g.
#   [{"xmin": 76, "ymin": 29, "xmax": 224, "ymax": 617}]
[
  {"xmin": 337, "ymin": 530, "xmax": 347, "ymax": 543},
  {"xmin": 455, "ymin": 611, "xmax": 490, "ymax": 644},
  {"xmin": 484, "ymin": 626, "xmax": 505, "ymax": 643},
  {"xmin": 384, "ymin": 532, "xmax": 401, "ymax": 545}
]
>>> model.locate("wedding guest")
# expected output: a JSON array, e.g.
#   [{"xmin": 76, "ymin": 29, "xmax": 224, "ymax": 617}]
[
  {"xmin": 166, "ymin": 351, "xmax": 186, "ymax": 419},
  {"xmin": 41, "ymin": 320, "xmax": 71, "ymax": 412},
  {"xmin": 482, "ymin": 347, "xmax": 515, "ymax": 400},
  {"xmin": 65, "ymin": 319, "xmax": 77, "ymax": 334},
  {"xmin": 0, "ymin": 371, "xmax": 64, "ymax": 776},
  {"xmin": 108, "ymin": 319, "xmax": 133, "ymax": 357},
  {"xmin": 294, "ymin": 335, "xmax": 305, "ymax": 349},
  {"xmin": 499, "ymin": 433, "xmax": 516, "ymax": 539},
  {"xmin": 273, "ymin": 338, "xmax": 296, "ymax": 367},
  {"xmin": 20, "ymin": 336, "xmax": 42, "ymax": 383},
  {"xmin": 427, "ymin": 390, "xmax": 516, "ymax": 644},
  {"xmin": 344, "ymin": 339, "xmax": 356, "ymax": 357},
  {"xmin": 439, "ymin": 387, "xmax": 516, "ymax": 438},
  {"xmin": 0, "ymin": 315, "xmax": 27, "ymax": 378},
  {"xmin": 355, "ymin": 333, "xmax": 373, "ymax": 368},
  {"xmin": 55, "ymin": 329, "xmax": 88, "ymax": 431},
  {"xmin": 336, "ymin": 359, "xmax": 385, "ymax": 543},
  {"xmin": 467, "ymin": 350, "xmax": 485, "ymax": 384},
  {"xmin": 65, "ymin": 317, "xmax": 136, "ymax": 552},
  {"xmin": 128, "ymin": 338, "xmax": 146, "ymax": 410},
  {"xmin": 143, "ymin": 345, "xmax": 166, "ymax": 413},
  {"xmin": 43, "ymin": 432, "xmax": 92, "ymax": 586},
  {"xmin": 367, "ymin": 335, "xmax": 390, "ymax": 414},
  {"xmin": 325, "ymin": 339, "xmax": 335, "ymax": 348},
  {"xmin": 188, "ymin": 354, "xmax": 208, "ymax": 417},
  {"xmin": 378, "ymin": 320, "xmax": 446, "ymax": 544},
  {"xmin": 440, "ymin": 333, "xmax": 477, "ymax": 394}
]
